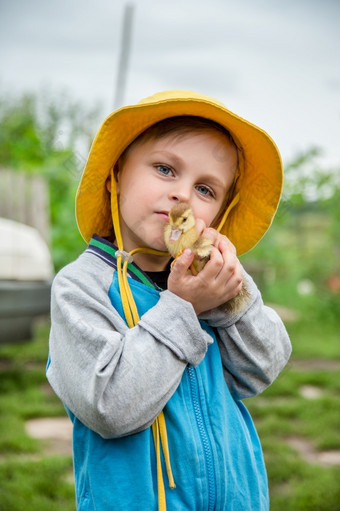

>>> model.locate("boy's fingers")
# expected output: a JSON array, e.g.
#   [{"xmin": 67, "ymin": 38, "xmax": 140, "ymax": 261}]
[
  {"xmin": 197, "ymin": 246, "xmax": 224, "ymax": 280},
  {"xmin": 218, "ymin": 236, "xmax": 236, "ymax": 255},
  {"xmin": 171, "ymin": 249, "xmax": 194, "ymax": 275}
]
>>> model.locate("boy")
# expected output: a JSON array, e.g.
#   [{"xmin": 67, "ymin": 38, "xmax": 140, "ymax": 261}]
[{"xmin": 47, "ymin": 90, "xmax": 291, "ymax": 510}]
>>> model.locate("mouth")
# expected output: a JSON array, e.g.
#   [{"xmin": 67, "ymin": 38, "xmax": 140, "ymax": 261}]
[{"xmin": 157, "ymin": 211, "xmax": 169, "ymax": 222}]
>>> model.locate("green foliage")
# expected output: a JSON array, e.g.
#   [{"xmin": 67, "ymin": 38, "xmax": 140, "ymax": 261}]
[
  {"xmin": 0, "ymin": 90, "xmax": 101, "ymax": 271},
  {"xmin": 242, "ymin": 148, "xmax": 340, "ymax": 323},
  {"xmin": 0, "ymin": 95, "xmax": 45, "ymax": 168}
]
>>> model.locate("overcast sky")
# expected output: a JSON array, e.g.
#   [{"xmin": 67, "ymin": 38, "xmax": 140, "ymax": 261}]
[{"xmin": 1, "ymin": 0, "xmax": 339, "ymax": 168}]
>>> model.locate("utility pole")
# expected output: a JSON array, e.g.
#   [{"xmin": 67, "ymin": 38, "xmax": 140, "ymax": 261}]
[{"xmin": 113, "ymin": 3, "xmax": 135, "ymax": 109}]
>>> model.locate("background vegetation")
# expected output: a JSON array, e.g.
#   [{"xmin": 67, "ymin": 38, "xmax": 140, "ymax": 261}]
[
  {"xmin": 0, "ymin": 91, "xmax": 339, "ymax": 510},
  {"xmin": 0, "ymin": 91, "xmax": 98, "ymax": 270}
]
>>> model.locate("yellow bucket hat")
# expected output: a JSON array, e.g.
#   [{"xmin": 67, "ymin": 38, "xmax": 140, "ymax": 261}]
[{"xmin": 76, "ymin": 89, "xmax": 283, "ymax": 255}]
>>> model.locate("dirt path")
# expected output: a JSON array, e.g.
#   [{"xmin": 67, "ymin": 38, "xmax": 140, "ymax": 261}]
[
  {"xmin": 25, "ymin": 408, "xmax": 340, "ymax": 468},
  {"xmin": 286, "ymin": 436, "xmax": 340, "ymax": 467},
  {"xmin": 25, "ymin": 417, "xmax": 73, "ymax": 456},
  {"xmin": 25, "ymin": 349, "xmax": 340, "ymax": 467}
]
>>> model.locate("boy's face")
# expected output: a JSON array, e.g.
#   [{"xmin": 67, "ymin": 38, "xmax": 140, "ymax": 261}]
[{"xmin": 116, "ymin": 130, "xmax": 237, "ymax": 254}]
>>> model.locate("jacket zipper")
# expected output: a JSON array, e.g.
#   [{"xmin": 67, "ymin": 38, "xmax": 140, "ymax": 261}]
[{"xmin": 187, "ymin": 366, "xmax": 216, "ymax": 511}]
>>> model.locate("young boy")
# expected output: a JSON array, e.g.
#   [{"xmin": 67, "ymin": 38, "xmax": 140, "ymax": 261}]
[{"xmin": 47, "ymin": 90, "xmax": 291, "ymax": 511}]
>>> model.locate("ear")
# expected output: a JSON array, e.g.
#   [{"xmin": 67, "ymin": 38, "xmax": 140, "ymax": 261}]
[
  {"xmin": 105, "ymin": 176, "xmax": 111, "ymax": 193},
  {"xmin": 106, "ymin": 169, "xmax": 120, "ymax": 194}
]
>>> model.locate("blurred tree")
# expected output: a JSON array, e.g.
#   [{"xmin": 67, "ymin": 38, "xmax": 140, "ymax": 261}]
[
  {"xmin": 0, "ymin": 91, "xmax": 101, "ymax": 271},
  {"xmin": 242, "ymin": 148, "xmax": 340, "ymax": 318}
]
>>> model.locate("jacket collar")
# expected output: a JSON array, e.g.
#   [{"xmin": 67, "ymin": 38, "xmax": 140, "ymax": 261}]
[{"xmin": 86, "ymin": 234, "xmax": 160, "ymax": 290}]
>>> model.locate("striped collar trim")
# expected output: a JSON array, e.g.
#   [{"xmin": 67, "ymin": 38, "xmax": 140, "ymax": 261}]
[{"xmin": 86, "ymin": 234, "xmax": 157, "ymax": 290}]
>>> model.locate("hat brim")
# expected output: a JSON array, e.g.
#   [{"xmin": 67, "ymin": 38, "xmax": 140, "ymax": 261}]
[{"xmin": 76, "ymin": 91, "xmax": 283, "ymax": 255}]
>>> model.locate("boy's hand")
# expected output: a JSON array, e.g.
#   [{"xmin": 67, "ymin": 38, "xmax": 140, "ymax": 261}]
[{"xmin": 167, "ymin": 226, "xmax": 243, "ymax": 315}]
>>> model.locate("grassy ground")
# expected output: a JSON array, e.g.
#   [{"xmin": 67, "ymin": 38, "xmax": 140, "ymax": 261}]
[
  {"xmin": 0, "ymin": 322, "xmax": 75, "ymax": 511},
  {"xmin": 246, "ymin": 315, "xmax": 340, "ymax": 511},
  {"xmin": 0, "ymin": 312, "xmax": 339, "ymax": 510}
]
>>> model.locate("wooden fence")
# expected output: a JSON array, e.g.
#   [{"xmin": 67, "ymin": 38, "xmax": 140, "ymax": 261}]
[{"xmin": 0, "ymin": 168, "xmax": 50, "ymax": 243}]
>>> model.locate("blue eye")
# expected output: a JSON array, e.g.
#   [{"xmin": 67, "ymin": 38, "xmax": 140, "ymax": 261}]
[
  {"xmin": 156, "ymin": 164, "xmax": 173, "ymax": 176},
  {"xmin": 196, "ymin": 185, "xmax": 214, "ymax": 197}
]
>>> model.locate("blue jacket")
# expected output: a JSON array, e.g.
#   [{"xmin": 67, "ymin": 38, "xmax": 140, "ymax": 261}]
[{"xmin": 69, "ymin": 274, "xmax": 267, "ymax": 510}]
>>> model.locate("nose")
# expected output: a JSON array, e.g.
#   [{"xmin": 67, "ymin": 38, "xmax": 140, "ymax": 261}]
[{"xmin": 168, "ymin": 184, "xmax": 191, "ymax": 203}]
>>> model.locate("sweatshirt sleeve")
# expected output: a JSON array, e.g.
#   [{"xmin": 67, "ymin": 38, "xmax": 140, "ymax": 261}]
[
  {"xmin": 199, "ymin": 269, "xmax": 292, "ymax": 400},
  {"xmin": 47, "ymin": 253, "xmax": 213, "ymax": 439}
]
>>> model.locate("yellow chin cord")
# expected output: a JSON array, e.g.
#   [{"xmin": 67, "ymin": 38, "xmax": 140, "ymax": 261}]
[
  {"xmin": 109, "ymin": 168, "xmax": 239, "ymax": 510},
  {"xmin": 110, "ymin": 170, "xmax": 174, "ymax": 511},
  {"xmin": 215, "ymin": 193, "xmax": 240, "ymax": 234}
]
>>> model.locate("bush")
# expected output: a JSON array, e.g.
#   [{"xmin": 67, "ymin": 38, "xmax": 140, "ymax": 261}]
[{"xmin": 0, "ymin": 90, "xmax": 101, "ymax": 271}]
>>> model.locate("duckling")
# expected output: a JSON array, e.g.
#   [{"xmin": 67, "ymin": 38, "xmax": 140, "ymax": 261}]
[
  {"xmin": 164, "ymin": 202, "xmax": 213, "ymax": 275},
  {"xmin": 164, "ymin": 202, "xmax": 250, "ymax": 314}
]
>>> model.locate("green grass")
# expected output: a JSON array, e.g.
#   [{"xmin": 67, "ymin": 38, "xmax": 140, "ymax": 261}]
[
  {"xmin": 247, "ymin": 368, "xmax": 340, "ymax": 446},
  {"xmin": 286, "ymin": 317, "xmax": 340, "ymax": 359},
  {"xmin": 0, "ymin": 457, "xmax": 74, "ymax": 511},
  {"xmin": 0, "ymin": 321, "xmax": 74, "ymax": 511},
  {"xmin": 0, "ymin": 313, "xmax": 340, "ymax": 510},
  {"xmin": 245, "ymin": 311, "xmax": 340, "ymax": 510}
]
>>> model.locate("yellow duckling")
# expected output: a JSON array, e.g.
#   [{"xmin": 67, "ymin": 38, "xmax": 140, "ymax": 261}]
[
  {"xmin": 164, "ymin": 202, "xmax": 249, "ymax": 313},
  {"xmin": 164, "ymin": 202, "xmax": 213, "ymax": 275}
]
